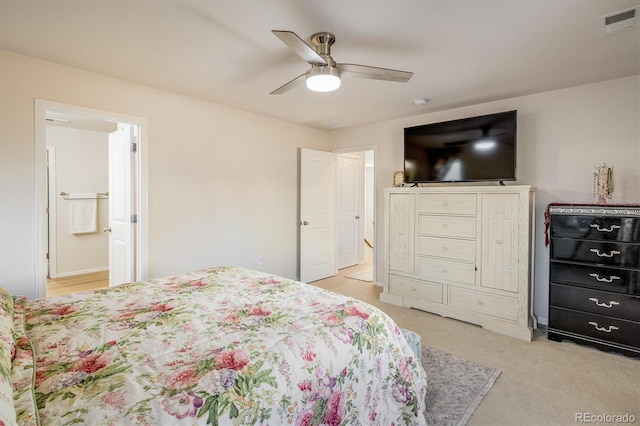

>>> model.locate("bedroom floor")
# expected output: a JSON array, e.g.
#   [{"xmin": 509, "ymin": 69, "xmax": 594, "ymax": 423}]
[
  {"xmin": 46, "ymin": 271, "xmax": 109, "ymax": 296},
  {"xmin": 312, "ymin": 263, "xmax": 640, "ymax": 426}
]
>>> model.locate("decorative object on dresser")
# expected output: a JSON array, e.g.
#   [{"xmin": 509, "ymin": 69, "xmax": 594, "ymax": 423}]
[
  {"xmin": 393, "ymin": 171, "xmax": 405, "ymax": 187},
  {"xmin": 547, "ymin": 204, "xmax": 640, "ymax": 357},
  {"xmin": 381, "ymin": 185, "xmax": 536, "ymax": 341},
  {"xmin": 593, "ymin": 163, "xmax": 614, "ymax": 205}
]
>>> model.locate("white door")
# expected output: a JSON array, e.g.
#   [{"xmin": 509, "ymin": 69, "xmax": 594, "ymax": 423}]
[
  {"xmin": 300, "ymin": 148, "xmax": 336, "ymax": 283},
  {"xmin": 108, "ymin": 124, "xmax": 135, "ymax": 286},
  {"xmin": 337, "ymin": 154, "xmax": 362, "ymax": 269}
]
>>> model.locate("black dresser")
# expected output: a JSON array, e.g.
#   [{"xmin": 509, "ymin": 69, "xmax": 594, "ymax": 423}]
[{"xmin": 547, "ymin": 204, "xmax": 640, "ymax": 357}]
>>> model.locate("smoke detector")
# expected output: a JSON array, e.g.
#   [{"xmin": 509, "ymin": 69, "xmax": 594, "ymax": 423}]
[{"xmin": 599, "ymin": 7, "xmax": 638, "ymax": 35}]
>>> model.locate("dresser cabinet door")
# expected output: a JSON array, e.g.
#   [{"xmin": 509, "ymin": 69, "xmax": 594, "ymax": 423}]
[
  {"xmin": 481, "ymin": 193, "xmax": 519, "ymax": 292},
  {"xmin": 389, "ymin": 194, "xmax": 415, "ymax": 274}
]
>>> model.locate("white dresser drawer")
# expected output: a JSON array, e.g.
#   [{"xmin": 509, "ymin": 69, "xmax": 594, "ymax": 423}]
[
  {"xmin": 389, "ymin": 274, "xmax": 442, "ymax": 303},
  {"xmin": 417, "ymin": 257, "xmax": 476, "ymax": 285},
  {"xmin": 448, "ymin": 286, "xmax": 518, "ymax": 321},
  {"xmin": 418, "ymin": 236, "xmax": 475, "ymax": 261},
  {"xmin": 417, "ymin": 194, "xmax": 476, "ymax": 215},
  {"xmin": 418, "ymin": 215, "xmax": 476, "ymax": 238}
]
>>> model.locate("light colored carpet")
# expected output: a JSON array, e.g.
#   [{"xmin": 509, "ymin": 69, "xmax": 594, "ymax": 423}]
[
  {"xmin": 422, "ymin": 345, "xmax": 501, "ymax": 426},
  {"xmin": 344, "ymin": 267, "xmax": 373, "ymax": 282},
  {"xmin": 310, "ymin": 274, "xmax": 640, "ymax": 425}
]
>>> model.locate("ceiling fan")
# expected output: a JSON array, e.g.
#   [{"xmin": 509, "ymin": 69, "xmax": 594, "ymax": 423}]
[{"xmin": 270, "ymin": 30, "xmax": 413, "ymax": 94}]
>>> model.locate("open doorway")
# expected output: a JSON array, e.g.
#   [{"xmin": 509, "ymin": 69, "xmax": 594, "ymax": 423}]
[
  {"xmin": 45, "ymin": 118, "xmax": 114, "ymax": 295},
  {"xmin": 35, "ymin": 100, "xmax": 148, "ymax": 298},
  {"xmin": 298, "ymin": 146, "xmax": 376, "ymax": 284},
  {"xmin": 334, "ymin": 146, "xmax": 375, "ymax": 284}
]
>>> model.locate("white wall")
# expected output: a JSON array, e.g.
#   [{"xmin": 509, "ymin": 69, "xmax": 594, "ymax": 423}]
[
  {"xmin": 328, "ymin": 76, "xmax": 640, "ymax": 325},
  {"xmin": 0, "ymin": 49, "xmax": 328, "ymax": 299},
  {"xmin": 47, "ymin": 125, "xmax": 109, "ymax": 276}
]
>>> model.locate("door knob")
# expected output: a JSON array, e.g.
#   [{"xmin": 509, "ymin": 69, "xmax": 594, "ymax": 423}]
[
  {"xmin": 355, "ymin": 216, "xmax": 360, "ymax": 220},
  {"xmin": 301, "ymin": 221, "xmax": 309, "ymax": 226},
  {"xmin": 103, "ymin": 227, "xmax": 112, "ymax": 233}
]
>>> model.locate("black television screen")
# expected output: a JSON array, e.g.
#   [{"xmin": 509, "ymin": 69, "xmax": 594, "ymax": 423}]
[{"xmin": 403, "ymin": 110, "xmax": 517, "ymax": 184}]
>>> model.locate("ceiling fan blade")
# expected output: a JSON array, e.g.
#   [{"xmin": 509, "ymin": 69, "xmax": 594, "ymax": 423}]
[
  {"xmin": 272, "ymin": 30, "xmax": 327, "ymax": 66},
  {"xmin": 270, "ymin": 73, "xmax": 306, "ymax": 95},
  {"xmin": 337, "ymin": 63, "xmax": 413, "ymax": 82}
]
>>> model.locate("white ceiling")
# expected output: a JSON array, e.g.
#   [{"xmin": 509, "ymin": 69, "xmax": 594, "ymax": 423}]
[{"xmin": 1, "ymin": 0, "xmax": 638, "ymax": 130}]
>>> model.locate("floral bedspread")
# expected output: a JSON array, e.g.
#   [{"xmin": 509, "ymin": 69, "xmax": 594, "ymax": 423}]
[{"xmin": 12, "ymin": 266, "xmax": 427, "ymax": 425}]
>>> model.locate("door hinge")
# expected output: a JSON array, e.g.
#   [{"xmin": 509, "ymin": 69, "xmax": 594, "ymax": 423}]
[
  {"xmin": 131, "ymin": 142, "xmax": 137, "ymax": 153},
  {"xmin": 131, "ymin": 214, "xmax": 138, "ymax": 224}
]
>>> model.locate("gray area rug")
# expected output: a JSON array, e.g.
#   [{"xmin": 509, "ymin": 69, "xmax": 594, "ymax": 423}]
[{"xmin": 421, "ymin": 345, "xmax": 501, "ymax": 426}]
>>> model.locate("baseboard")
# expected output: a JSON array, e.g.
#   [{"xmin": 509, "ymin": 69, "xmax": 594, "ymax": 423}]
[{"xmin": 50, "ymin": 266, "xmax": 108, "ymax": 279}]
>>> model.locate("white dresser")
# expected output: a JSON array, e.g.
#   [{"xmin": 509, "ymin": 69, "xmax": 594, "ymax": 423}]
[{"xmin": 381, "ymin": 185, "xmax": 536, "ymax": 341}]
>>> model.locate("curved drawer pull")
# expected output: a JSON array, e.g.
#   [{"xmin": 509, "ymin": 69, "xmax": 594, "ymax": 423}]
[
  {"xmin": 588, "ymin": 273, "xmax": 621, "ymax": 283},
  {"xmin": 589, "ymin": 248, "xmax": 620, "ymax": 258},
  {"xmin": 588, "ymin": 297, "xmax": 619, "ymax": 308},
  {"xmin": 588, "ymin": 321, "xmax": 619, "ymax": 333},
  {"xmin": 589, "ymin": 224, "xmax": 621, "ymax": 233}
]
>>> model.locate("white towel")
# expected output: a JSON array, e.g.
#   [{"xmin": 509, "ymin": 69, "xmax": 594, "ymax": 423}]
[{"xmin": 69, "ymin": 196, "xmax": 98, "ymax": 234}]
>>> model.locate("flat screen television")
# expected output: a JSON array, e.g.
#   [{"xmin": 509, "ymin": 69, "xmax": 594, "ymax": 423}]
[{"xmin": 403, "ymin": 110, "xmax": 517, "ymax": 184}]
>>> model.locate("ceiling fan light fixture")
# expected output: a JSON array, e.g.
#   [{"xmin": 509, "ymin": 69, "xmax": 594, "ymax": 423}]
[
  {"xmin": 306, "ymin": 66, "xmax": 341, "ymax": 92},
  {"xmin": 474, "ymin": 139, "xmax": 496, "ymax": 151}
]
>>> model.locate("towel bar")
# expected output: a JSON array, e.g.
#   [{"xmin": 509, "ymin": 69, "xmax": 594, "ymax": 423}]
[{"xmin": 60, "ymin": 192, "xmax": 109, "ymax": 200}]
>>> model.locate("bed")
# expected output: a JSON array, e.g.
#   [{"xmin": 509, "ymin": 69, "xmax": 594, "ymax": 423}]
[{"xmin": 0, "ymin": 266, "xmax": 427, "ymax": 425}]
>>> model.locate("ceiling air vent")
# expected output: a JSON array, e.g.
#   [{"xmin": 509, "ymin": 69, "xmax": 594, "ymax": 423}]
[{"xmin": 600, "ymin": 7, "xmax": 638, "ymax": 35}]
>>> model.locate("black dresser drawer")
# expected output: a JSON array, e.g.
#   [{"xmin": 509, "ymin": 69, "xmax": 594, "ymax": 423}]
[
  {"xmin": 550, "ymin": 283, "xmax": 640, "ymax": 322},
  {"xmin": 549, "ymin": 307, "xmax": 640, "ymax": 348},
  {"xmin": 551, "ymin": 239, "xmax": 640, "ymax": 268},
  {"xmin": 549, "ymin": 261, "xmax": 640, "ymax": 295},
  {"xmin": 551, "ymin": 215, "xmax": 640, "ymax": 242}
]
